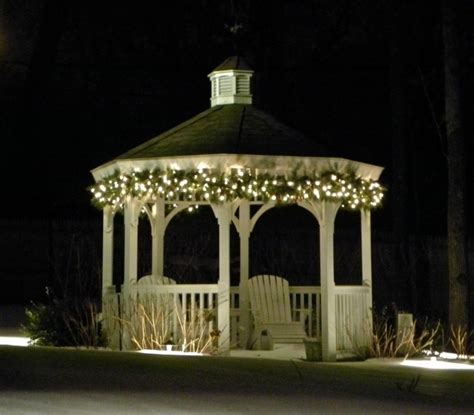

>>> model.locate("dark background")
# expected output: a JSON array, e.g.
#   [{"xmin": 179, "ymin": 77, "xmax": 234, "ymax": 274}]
[{"xmin": 0, "ymin": 1, "xmax": 472, "ymax": 321}]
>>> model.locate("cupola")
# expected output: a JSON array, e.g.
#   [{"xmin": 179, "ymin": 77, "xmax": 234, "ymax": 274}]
[{"xmin": 208, "ymin": 56, "xmax": 253, "ymax": 107}]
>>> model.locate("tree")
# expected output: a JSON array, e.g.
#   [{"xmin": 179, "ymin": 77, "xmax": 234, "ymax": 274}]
[
  {"xmin": 388, "ymin": 0, "xmax": 415, "ymax": 312},
  {"xmin": 442, "ymin": 0, "xmax": 469, "ymax": 328}
]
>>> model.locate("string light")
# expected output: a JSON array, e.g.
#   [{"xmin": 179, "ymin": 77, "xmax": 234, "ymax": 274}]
[{"xmin": 88, "ymin": 168, "xmax": 385, "ymax": 211}]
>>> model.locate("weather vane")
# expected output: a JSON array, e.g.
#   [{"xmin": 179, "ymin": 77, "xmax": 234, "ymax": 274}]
[{"xmin": 225, "ymin": 20, "xmax": 244, "ymax": 54}]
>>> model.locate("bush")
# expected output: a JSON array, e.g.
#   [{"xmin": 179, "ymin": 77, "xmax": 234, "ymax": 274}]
[
  {"xmin": 448, "ymin": 324, "xmax": 473, "ymax": 358},
  {"xmin": 22, "ymin": 289, "xmax": 107, "ymax": 348},
  {"xmin": 117, "ymin": 294, "xmax": 220, "ymax": 354},
  {"xmin": 348, "ymin": 306, "xmax": 441, "ymax": 359}
]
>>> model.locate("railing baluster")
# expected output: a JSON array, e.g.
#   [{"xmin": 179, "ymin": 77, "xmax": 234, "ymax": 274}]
[
  {"xmin": 308, "ymin": 293, "xmax": 313, "ymax": 337},
  {"xmin": 191, "ymin": 292, "xmax": 196, "ymax": 329},
  {"xmin": 173, "ymin": 292, "xmax": 178, "ymax": 339}
]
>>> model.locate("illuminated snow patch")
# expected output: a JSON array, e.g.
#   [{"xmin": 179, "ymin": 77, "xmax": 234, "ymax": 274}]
[
  {"xmin": 139, "ymin": 349, "xmax": 204, "ymax": 356},
  {"xmin": 439, "ymin": 351, "xmax": 463, "ymax": 360},
  {"xmin": 0, "ymin": 336, "xmax": 30, "ymax": 346},
  {"xmin": 401, "ymin": 359, "xmax": 474, "ymax": 370}
]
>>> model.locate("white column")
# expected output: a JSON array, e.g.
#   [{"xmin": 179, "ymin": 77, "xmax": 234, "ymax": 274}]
[
  {"xmin": 319, "ymin": 202, "xmax": 339, "ymax": 362},
  {"xmin": 102, "ymin": 206, "xmax": 115, "ymax": 296},
  {"xmin": 361, "ymin": 209, "xmax": 373, "ymax": 323},
  {"xmin": 151, "ymin": 198, "xmax": 166, "ymax": 276},
  {"xmin": 361, "ymin": 210, "xmax": 372, "ymax": 289},
  {"xmin": 123, "ymin": 198, "xmax": 139, "ymax": 294},
  {"xmin": 213, "ymin": 203, "xmax": 232, "ymax": 353},
  {"xmin": 238, "ymin": 200, "xmax": 251, "ymax": 348}
]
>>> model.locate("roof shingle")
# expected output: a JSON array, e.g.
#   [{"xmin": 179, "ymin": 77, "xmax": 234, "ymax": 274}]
[
  {"xmin": 117, "ymin": 104, "xmax": 328, "ymax": 160},
  {"xmin": 211, "ymin": 56, "xmax": 253, "ymax": 72}
]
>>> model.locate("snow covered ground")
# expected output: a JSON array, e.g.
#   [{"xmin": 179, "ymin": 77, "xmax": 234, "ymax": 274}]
[
  {"xmin": 0, "ymin": 342, "xmax": 473, "ymax": 414},
  {"xmin": 1, "ymin": 305, "xmax": 473, "ymax": 414}
]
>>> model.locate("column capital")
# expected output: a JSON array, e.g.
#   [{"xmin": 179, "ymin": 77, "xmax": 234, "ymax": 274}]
[
  {"xmin": 125, "ymin": 197, "xmax": 143, "ymax": 228},
  {"xmin": 211, "ymin": 203, "xmax": 233, "ymax": 226},
  {"xmin": 298, "ymin": 200, "xmax": 340, "ymax": 226},
  {"xmin": 103, "ymin": 206, "xmax": 116, "ymax": 234}
]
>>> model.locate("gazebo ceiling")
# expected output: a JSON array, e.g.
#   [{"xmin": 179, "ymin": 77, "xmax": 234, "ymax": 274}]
[{"xmin": 90, "ymin": 56, "xmax": 385, "ymax": 210}]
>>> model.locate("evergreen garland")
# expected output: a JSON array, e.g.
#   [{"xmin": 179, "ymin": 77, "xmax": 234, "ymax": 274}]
[{"xmin": 88, "ymin": 167, "xmax": 385, "ymax": 211}]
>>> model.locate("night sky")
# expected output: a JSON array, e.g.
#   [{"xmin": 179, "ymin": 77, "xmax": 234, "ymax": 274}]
[
  {"xmin": 0, "ymin": 0, "xmax": 474, "ymax": 315},
  {"xmin": 0, "ymin": 1, "xmax": 473, "ymax": 310}
]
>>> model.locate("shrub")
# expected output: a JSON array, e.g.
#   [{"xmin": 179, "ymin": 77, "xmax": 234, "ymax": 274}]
[
  {"xmin": 448, "ymin": 324, "xmax": 473, "ymax": 358},
  {"xmin": 116, "ymin": 294, "xmax": 220, "ymax": 354},
  {"xmin": 348, "ymin": 306, "xmax": 441, "ymax": 359},
  {"xmin": 22, "ymin": 289, "xmax": 107, "ymax": 348}
]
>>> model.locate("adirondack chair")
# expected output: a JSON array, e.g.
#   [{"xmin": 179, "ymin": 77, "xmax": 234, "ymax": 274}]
[
  {"xmin": 248, "ymin": 275, "xmax": 307, "ymax": 348},
  {"xmin": 138, "ymin": 274, "xmax": 177, "ymax": 286}
]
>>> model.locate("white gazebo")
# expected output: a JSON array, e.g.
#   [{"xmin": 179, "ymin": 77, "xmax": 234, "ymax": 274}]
[{"xmin": 90, "ymin": 56, "xmax": 385, "ymax": 361}]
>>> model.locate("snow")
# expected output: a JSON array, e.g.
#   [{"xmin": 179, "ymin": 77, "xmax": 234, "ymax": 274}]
[
  {"xmin": 0, "ymin": 341, "xmax": 473, "ymax": 414},
  {"xmin": 1, "ymin": 306, "xmax": 473, "ymax": 414}
]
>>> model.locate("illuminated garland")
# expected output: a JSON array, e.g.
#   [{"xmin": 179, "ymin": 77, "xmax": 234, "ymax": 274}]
[{"xmin": 88, "ymin": 167, "xmax": 385, "ymax": 211}]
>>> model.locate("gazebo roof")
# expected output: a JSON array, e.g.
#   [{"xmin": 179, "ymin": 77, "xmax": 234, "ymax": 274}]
[
  {"xmin": 90, "ymin": 56, "xmax": 385, "ymax": 210},
  {"xmin": 92, "ymin": 56, "xmax": 382, "ymax": 179},
  {"xmin": 211, "ymin": 55, "xmax": 253, "ymax": 71},
  {"xmin": 116, "ymin": 104, "xmax": 328, "ymax": 160}
]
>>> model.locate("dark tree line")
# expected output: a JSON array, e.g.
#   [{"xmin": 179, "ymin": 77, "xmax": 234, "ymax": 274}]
[
  {"xmin": 0, "ymin": 0, "xmax": 472, "ymax": 328},
  {"xmin": 442, "ymin": 0, "xmax": 469, "ymax": 329}
]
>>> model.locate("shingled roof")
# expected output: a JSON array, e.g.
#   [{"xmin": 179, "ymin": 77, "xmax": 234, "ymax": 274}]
[
  {"xmin": 117, "ymin": 104, "xmax": 328, "ymax": 160},
  {"xmin": 91, "ymin": 55, "xmax": 388, "ymax": 184},
  {"xmin": 91, "ymin": 56, "xmax": 383, "ymax": 185},
  {"xmin": 211, "ymin": 55, "xmax": 253, "ymax": 71}
]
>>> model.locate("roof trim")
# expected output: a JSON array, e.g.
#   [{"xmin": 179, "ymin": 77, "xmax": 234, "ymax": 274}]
[{"xmin": 91, "ymin": 153, "xmax": 384, "ymax": 183}]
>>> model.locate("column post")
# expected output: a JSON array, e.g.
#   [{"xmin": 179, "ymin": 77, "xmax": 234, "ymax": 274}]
[
  {"xmin": 102, "ymin": 205, "xmax": 115, "ymax": 296},
  {"xmin": 151, "ymin": 198, "xmax": 166, "ymax": 277},
  {"xmin": 238, "ymin": 200, "xmax": 251, "ymax": 348},
  {"xmin": 213, "ymin": 203, "xmax": 232, "ymax": 354},
  {"xmin": 318, "ymin": 201, "xmax": 339, "ymax": 362},
  {"xmin": 123, "ymin": 198, "xmax": 139, "ymax": 294},
  {"xmin": 361, "ymin": 209, "xmax": 373, "ymax": 329}
]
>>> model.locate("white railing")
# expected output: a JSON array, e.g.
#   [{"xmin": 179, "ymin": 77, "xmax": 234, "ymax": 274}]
[
  {"xmin": 229, "ymin": 289, "xmax": 240, "ymax": 347},
  {"xmin": 288, "ymin": 286, "xmax": 321, "ymax": 338},
  {"xmin": 335, "ymin": 286, "xmax": 371, "ymax": 351},
  {"xmin": 104, "ymin": 283, "xmax": 370, "ymax": 352}
]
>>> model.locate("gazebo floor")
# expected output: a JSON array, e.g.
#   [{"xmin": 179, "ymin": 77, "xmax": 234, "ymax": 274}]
[{"xmin": 229, "ymin": 343, "xmax": 359, "ymax": 361}]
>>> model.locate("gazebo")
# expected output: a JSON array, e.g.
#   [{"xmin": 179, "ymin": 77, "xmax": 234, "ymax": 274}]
[{"xmin": 89, "ymin": 56, "xmax": 385, "ymax": 361}]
